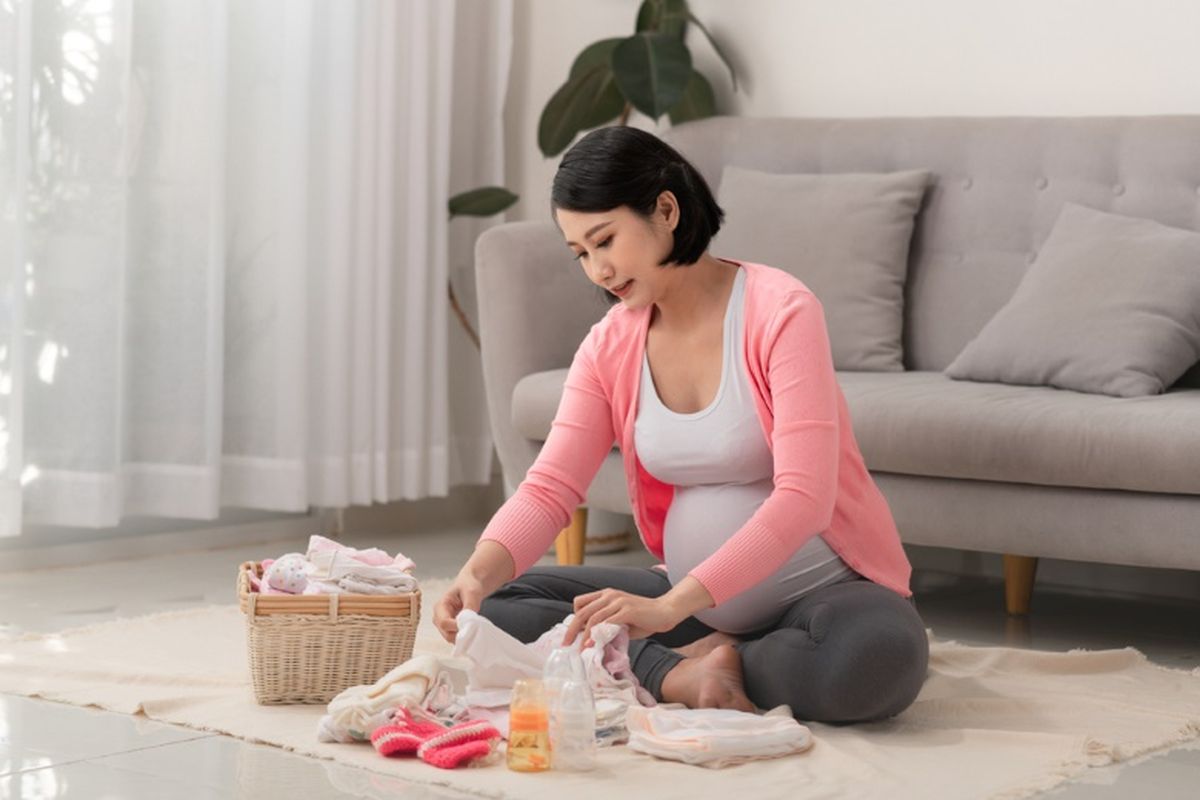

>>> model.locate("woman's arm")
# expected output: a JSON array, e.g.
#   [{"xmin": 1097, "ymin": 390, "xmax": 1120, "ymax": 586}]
[
  {"xmin": 458, "ymin": 538, "xmax": 516, "ymax": 596},
  {"xmin": 660, "ymin": 574, "xmax": 715, "ymax": 619},
  {"xmin": 477, "ymin": 321, "xmax": 616, "ymax": 577}
]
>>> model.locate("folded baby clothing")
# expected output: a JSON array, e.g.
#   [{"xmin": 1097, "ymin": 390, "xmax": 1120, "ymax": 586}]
[
  {"xmin": 250, "ymin": 535, "xmax": 418, "ymax": 596},
  {"xmin": 594, "ymin": 697, "xmax": 631, "ymax": 746},
  {"xmin": 449, "ymin": 609, "xmax": 652, "ymax": 740},
  {"xmin": 307, "ymin": 534, "xmax": 416, "ymax": 571},
  {"xmin": 624, "ymin": 703, "xmax": 813, "ymax": 768},
  {"xmin": 317, "ymin": 654, "xmax": 474, "ymax": 743}
]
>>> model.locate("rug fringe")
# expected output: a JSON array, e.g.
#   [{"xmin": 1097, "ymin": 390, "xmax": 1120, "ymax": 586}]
[{"xmin": 987, "ymin": 719, "xmax": 1200, "ymax": 800}]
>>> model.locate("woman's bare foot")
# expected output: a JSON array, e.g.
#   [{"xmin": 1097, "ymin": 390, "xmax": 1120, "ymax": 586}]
[
  {"xmin": 672, "ymin": 630, "xmax": 742, "ymax": 659},
  {"xmin": 660, "ymin": 644, "xmax": 756, "ymax": 713}
]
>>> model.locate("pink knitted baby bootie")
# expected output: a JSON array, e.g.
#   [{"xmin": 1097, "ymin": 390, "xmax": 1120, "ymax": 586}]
[{"xmin": 371, "ymin": 707, "xmax": 501, "ymax": 769}]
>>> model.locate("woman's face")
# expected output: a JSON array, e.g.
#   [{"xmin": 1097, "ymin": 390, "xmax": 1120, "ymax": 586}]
[{"xmin": 554, "ymin": 193, "xmax": 679, "ymax": 308}]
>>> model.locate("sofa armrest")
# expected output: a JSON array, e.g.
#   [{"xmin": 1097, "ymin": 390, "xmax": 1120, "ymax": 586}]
[{"xmin": 475, "ymin": 220, "xmax": 609, "ymax": 498}]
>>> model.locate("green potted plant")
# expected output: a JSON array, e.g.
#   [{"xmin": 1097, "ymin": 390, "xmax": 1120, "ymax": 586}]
[{"xmin": 447, "ymin": 0, "xmax": 738, "ymax": 349}]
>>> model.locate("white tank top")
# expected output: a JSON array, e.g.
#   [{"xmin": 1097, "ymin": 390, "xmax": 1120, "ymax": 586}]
[{"xmin": 634, "ymin": 265, "xmax": 860, "ymax": 634}]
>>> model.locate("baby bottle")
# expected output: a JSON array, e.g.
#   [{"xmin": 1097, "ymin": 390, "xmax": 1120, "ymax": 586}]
[
  {"xmin": 543, "ymin": 643, "xmax": 588, "ymax": 704},
  {"xmin": 506, "ymin": 677, "xmax": 550, "ymax": 772},
  {"xmin": 543, "ymin": 645, "xmax": 597, "ymax": 771}
]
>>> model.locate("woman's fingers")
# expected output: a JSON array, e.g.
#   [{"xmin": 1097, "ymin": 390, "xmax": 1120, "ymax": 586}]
[
  {"xmin": 563, "ymin": 593, "xmax": 606, "ymax": 644},
  {"xmin": 567, "ymin": 594, "xmax": 629, "ymax": 646},
  {"xmin": 572, "ymin": 590, "xmax": 601, "ymax": 611}
]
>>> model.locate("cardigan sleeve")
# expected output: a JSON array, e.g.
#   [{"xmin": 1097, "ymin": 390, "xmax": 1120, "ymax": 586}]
[
  {"xmin": 478, "ymin": 325, "xmax": 616, "ymax": 578},
  {"xmin": 686, "ymin": 290, "xmax": 841, "ymax": 607}
]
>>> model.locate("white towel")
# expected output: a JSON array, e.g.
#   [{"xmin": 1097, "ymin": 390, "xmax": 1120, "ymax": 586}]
[{"xmin": 625, "ymin": 704, "xmax": 813, "ymax": 768}]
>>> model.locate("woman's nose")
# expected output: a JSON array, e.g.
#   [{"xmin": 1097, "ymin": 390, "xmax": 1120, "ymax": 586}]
[{"xmin": 588, "ymin": 262, "xmax": 612, "ymax": 285}]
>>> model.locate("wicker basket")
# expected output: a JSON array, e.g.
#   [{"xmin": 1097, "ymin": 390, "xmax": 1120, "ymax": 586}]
[{"xmin": 236, "ymin": 560, "xmax": 421, "ymax": 705}]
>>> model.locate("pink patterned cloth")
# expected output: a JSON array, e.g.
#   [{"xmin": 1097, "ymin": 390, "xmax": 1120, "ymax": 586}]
[{"xmin": 248, "ymin": 535, "xmax": 416, "ymax": 594}]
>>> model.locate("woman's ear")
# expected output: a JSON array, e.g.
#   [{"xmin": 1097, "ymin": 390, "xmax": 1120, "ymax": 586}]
[{"xmin": 656, "ymin": 191, "xmax": 680, "ymax": 232}]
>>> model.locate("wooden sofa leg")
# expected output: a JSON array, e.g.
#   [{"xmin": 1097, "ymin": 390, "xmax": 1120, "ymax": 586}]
[
  {"xmin": 555, "ymin": 507, "xmax": 588, "ymax": 566},
  {"xmin": 1003, "ymin": 554, "xmax": 1038, "ymax": 615}
]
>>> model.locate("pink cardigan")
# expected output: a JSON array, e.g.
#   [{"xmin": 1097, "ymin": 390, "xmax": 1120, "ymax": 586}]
[{"xmin": 480, "ymin": 260, "xmax": 913, "ymax": 606}]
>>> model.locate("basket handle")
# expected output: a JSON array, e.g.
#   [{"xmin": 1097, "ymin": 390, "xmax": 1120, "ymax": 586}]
[{"xmin": 328, "ymin": 593, "xmax": 339, "ymax": 621}]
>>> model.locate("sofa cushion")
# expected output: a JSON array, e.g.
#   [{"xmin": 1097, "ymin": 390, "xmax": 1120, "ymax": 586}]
[
  {"xmin": 513, "ymin": 368, "xmax": 1200, "ymax": 496},
  {"xmin": 838, "ymin": 371, "xmax": 1200, "ymax": 495},
  {"xmin": 710, "ymin": 166, "xmax": 931, "ymax": 372},
  {"xmin": 944, "ymin": 202, "xmax": 1200, "ymax": 398}
]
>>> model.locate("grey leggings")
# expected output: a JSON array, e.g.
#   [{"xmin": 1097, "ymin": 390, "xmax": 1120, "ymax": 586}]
[{"xmin": 479, "ymin": 565, "xmax": 930, "ymax": 724}]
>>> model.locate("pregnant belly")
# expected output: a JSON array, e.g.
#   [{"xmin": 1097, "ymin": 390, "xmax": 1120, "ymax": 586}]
[{"xmin": 662, "ymin": 481, "xmax": 858, "ymax": 634}]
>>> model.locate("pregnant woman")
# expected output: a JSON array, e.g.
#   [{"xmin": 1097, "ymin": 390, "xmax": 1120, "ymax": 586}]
[{"xmin": 433, "ymin": 126, "xmax": 929, "ymax": 724}]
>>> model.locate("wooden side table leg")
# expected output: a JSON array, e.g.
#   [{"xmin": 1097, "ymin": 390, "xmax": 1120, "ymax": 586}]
[
  {"xmin": 1003, "ymin": 554, "xmax": 1038, "ymax": 615},
  {"xmin": 555, "ymin": 507, "xmax": 588, "ymax": 566}
]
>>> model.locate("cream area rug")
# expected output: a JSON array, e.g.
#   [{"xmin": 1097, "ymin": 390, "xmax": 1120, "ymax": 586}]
[{"xmin": 2, "ymin": 577, "xmax": 1199, "ymax": 800}]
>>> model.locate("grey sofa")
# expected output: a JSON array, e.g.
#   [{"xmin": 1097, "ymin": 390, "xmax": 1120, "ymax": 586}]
[{"xmin": 474, "ymin": 115, "xmax": 1200, "ymax": 614}]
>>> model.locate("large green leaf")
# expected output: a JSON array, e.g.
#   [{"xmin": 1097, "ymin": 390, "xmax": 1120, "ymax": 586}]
[
  {"xmin": 611, "ymin": 33, "xmax": 692, "ymax": 121},
  {"xmin": 448, "ymin": 186, "xmax": 519, "ymax": 218},
  {"xmin": 569, "ymin": 37, "xmax": 622, "ymax": 79},
  {"xmin": 567, "ymin": 38, "xmax": 626, "ymax": 130},
  {"xmin": 686, "ymin": 10, "xmax": 738, "ymax": 92},
  {"xmin": 636, "ymin": 0, "xmax": 689, "ymax": 39},
  {"xmin": 539, "ymin": 62, "xmax": 626, "ymax": 157},
  {"xmin": 668, "ymin": 69, "xmax": 716, "ymax": 126}
]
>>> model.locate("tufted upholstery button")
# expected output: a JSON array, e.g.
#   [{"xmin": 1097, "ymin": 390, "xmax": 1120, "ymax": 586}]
[
  {"xmin": 962, "ymin": 177, "xmax": 973, "ymax": 190},
  {"xmin": 1112, "ymin": 183, "xmax": 1125, "ymax": 196},
  {"xmin": 1035, "ymin": 177, "xmax": 1048, "ymax": 190}
]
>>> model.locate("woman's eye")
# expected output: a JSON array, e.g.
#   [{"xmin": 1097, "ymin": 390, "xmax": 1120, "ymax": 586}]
[{"xmin": 572, "ymin": 236, "xmax": 613, "ymax": 261}]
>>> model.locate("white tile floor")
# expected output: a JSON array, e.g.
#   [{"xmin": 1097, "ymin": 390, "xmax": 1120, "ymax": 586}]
[{"xmin": 1, "ymin": 525, "xmax": 1199, "ymax": 799}]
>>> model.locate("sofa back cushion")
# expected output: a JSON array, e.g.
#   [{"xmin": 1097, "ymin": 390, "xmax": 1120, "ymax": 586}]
[
  {"xmin": 712, "ymin": 166, "xmax": 931, "ymax": 371},
  {"xmin": 661, "ymin": 115, "xmax": 1200, "ymax": 387}
]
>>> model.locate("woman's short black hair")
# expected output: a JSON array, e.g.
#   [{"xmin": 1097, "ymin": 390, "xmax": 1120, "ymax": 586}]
[{"xmin": 550, "ymin": 126, "xmax": 725, "ymax": 277}]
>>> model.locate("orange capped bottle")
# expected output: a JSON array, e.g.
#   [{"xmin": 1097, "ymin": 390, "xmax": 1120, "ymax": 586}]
[{"xmin": 507, "ymin": 677, "xmax": 551, "ymax": 771}]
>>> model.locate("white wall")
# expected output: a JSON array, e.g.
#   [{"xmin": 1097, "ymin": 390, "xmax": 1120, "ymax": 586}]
[{"xmin": 503, "ymin": 0, "xmax": 1200, "ymax": 223}]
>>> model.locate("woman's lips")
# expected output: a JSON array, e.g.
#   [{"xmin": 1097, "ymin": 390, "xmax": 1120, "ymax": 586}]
[{"xmin": 612, "ymin": 280, "xmax": 633, "ymax": 296}]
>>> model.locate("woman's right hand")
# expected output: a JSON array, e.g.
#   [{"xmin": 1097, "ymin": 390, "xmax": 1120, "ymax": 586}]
[{"xmin": 433, "ymin": 574, "xmax": 486, "ymax": 644}]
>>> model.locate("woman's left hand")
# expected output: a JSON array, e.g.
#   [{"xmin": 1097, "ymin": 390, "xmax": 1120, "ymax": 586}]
[{"xmin": 561, "ymin": 589, "xmax": 683, "ymax": 647}]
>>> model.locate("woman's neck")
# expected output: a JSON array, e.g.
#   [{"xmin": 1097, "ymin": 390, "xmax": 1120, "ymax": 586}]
[{"xmin": 651, "ymin": 253, "xmax": 738, "ymax": 334}]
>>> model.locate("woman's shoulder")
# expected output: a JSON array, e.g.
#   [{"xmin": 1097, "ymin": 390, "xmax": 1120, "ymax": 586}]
[
  {"xmin": 736, "ymin": 259, "xmax": 816, "ymax": 298},
  {"xmin": 732, "ymin": 260, "xmax": 823, "ymax": 328}
]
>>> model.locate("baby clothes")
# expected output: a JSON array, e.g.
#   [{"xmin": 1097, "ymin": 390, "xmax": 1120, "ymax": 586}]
[
  {"xmin": 450, "ymin": 609, "xmax": 653, "ymax": 738},
  {"xmin": 321, "ymin": 550, "xmax": 419, "ymax": 593},
  {"xmin": 251, "ymin": 535, "xmax": 419, "ymax": 596},
  {"xmin": 624, "ymin": 703, "xmax": 813, "ymax": 768},
  {"xmin": 263, "ymin": 553, "xmax": 310, "ymax": 593},
  {"xmin": 371, "ymin": 707, "xmax": 502, "ymax": 769},
  {"xmin": 308, "ymin": 533, "xmax": 416, "ymax": 572},
  {"xmin": 317, "ymin": 654, "xmax": 474, "ymax": 743}
]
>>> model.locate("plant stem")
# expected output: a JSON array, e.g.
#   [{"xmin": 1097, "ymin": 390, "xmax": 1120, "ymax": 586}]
[{"xmin": 448, "ymin": 278, "xmax": 481, "ymax": 352}]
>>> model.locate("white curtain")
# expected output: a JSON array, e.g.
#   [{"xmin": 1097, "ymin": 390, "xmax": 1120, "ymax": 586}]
[{"xmin": 0, "ymin": 0, "xmax": 512, "ymax": 536}]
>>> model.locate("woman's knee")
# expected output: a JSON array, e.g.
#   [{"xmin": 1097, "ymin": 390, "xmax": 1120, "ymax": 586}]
[{"xmin": 819, "ymin": 609, "xmax": 929, "ymax": 723}]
